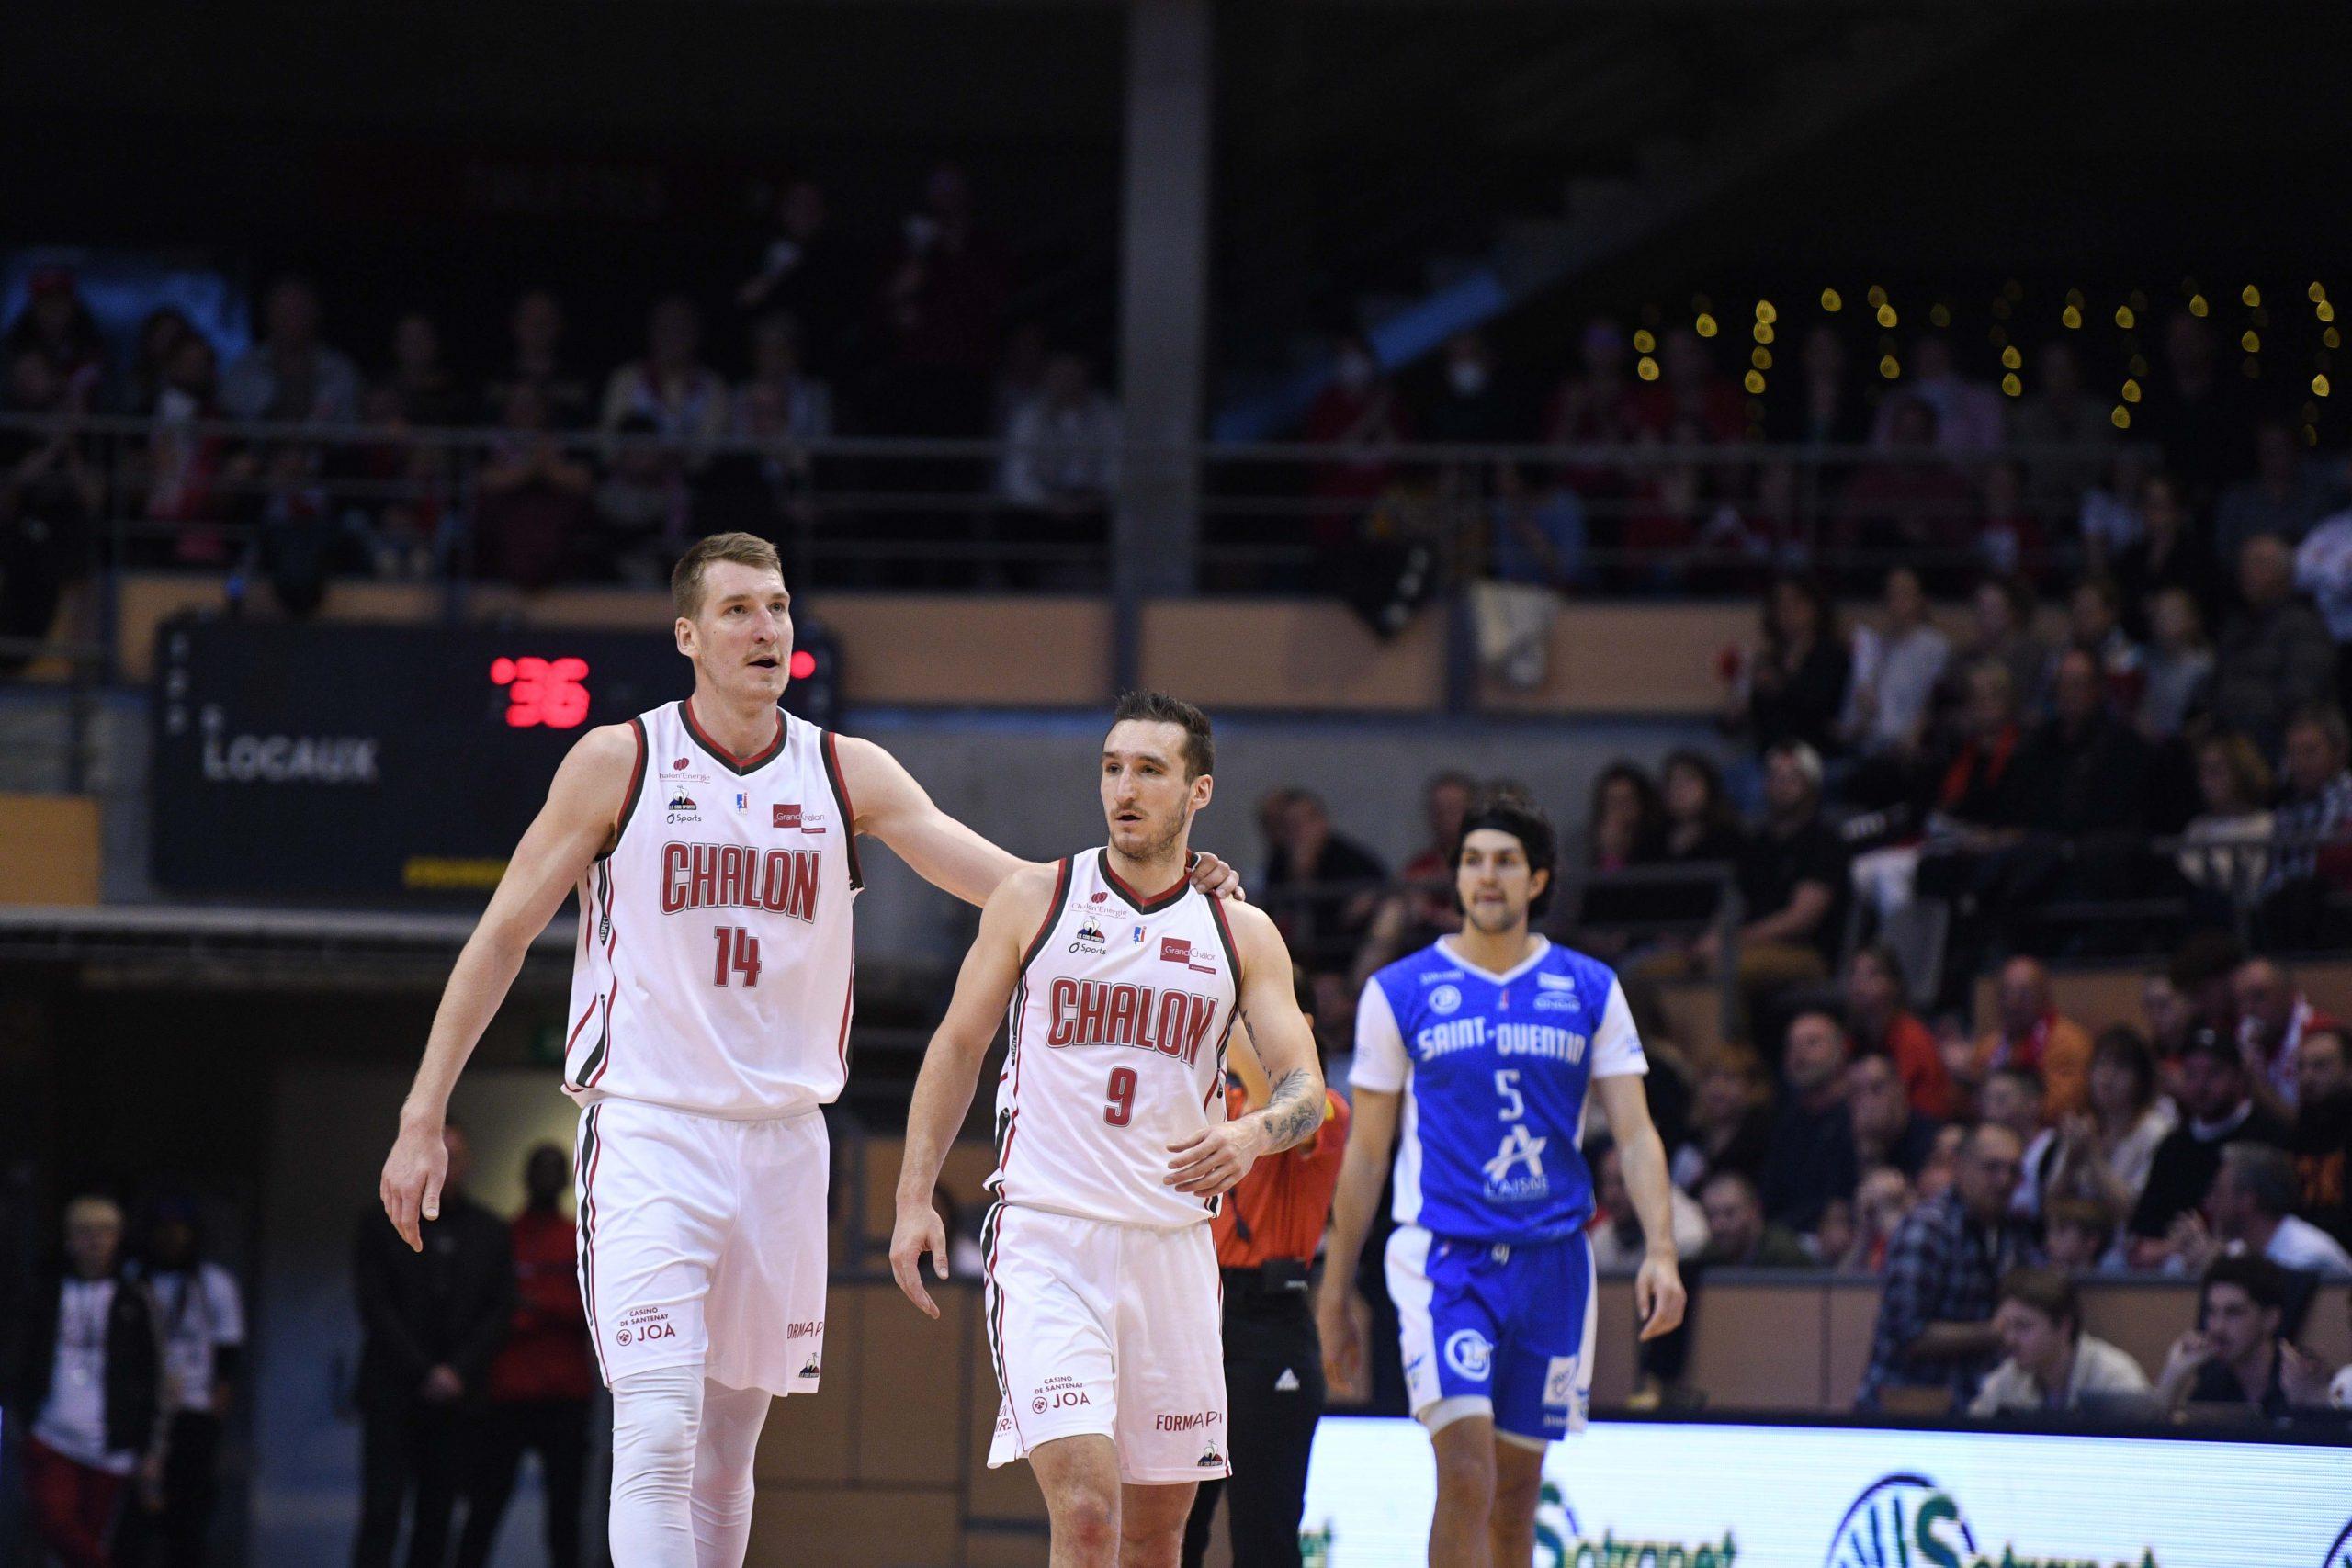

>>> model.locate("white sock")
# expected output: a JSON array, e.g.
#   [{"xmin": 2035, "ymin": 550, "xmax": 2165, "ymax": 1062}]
[
  {"xmin": 608, "ymin": 1365, "xmax": 703, "ymax": 1566},
  {"xmin": 691, "ymin": 1380, "xmax": 772, "ymax": 1568}
]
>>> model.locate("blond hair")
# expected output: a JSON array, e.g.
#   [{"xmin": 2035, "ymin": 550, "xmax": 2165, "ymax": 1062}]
[{"xmin": 672, "ymin": 532, "xmax": 784, "ymax": 622}]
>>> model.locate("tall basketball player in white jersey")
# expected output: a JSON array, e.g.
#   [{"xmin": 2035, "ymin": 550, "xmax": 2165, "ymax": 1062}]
[
  {"xmin": 377, "ymin": 536, "xmax": 1241, "ymax": 1567},
  {"xmin": 890, "ymin": 692, "xmax": 1328, "ymax": 1568}
]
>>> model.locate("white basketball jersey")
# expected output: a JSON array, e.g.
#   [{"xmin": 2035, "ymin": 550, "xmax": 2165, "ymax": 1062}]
[
  {"xmin": 987, "ymin": 848, "xmax": 1241, "ymax": 1229},
  {"xmin": 563, "ymin": 699, "xmax": 862, "ymax": 1118}
]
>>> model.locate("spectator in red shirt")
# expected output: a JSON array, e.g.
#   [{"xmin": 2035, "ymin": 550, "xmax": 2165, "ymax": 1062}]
[
  {"xmin": 1629, "ymin": 328, "xmax": 1743, "ymax": 443},
  {"xmin": 456, "ymin": 1145, "xmax": 593, "ymax": 1568},
  {"xmin": 1303, "ymin": 333, "xmax": 1410, "ymax": 552},
  {"xmin": 1844, "ymin": 942, "xmax": 1958, "ymax": 1121}
]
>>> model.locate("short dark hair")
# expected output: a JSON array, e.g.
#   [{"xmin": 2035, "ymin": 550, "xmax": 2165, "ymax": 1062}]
[
  {"xmin": 2200, "ymin": 1252, "xmax": 2287, "ymax": 1315},
  {"xmin": 2169, "ymin": 931, "xmax": 2247, "ymax": 993},
  {"xmin": 2090, "ymin": 1025, "xmax": 2156, "ymax": 1111},
  {"xmin": 2219, "ymin": 1142, "xmax": 2298, "ymax": 1218},
  {"xmin": 1452, "ymin": 789, "xmax": 1559, "ymax": 919},
  {"xmin": 2178, "ymin": 1026, "xmax": 2242, "ymax": 1070},
  {"xmin": 1110, "ymin": 691, "xmax": 1215, "ymax": 778},
  {"xmin": 1998, "ymin": 1266, "xmax": 2081, "ymax": 1338},
  {"xmin": 1700, "ymin": 1169, "xmax": 1763, "ymax": 1211}
]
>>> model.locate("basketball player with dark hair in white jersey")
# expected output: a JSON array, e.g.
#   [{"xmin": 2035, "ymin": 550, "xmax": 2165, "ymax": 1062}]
[
  {"xmin": 377, "ymin": 536, "xmax": 1242, "ymax": 1567},
  {"xmin": 891, "ymin": 691, "xmax": 1327, "ymax": 1568}
]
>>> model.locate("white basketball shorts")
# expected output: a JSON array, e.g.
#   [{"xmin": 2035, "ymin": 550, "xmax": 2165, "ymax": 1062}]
[
  {"xmin": 982, "ymin": 1203, "xmax": 1229, "ymax": 1485},
  {"xmin": 573, "ymin": 1096, "xmax": 830, "ymax": 1397}
]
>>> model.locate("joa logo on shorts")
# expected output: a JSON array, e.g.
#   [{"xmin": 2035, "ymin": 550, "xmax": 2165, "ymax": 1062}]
[
  {"xmin": 614, "ymin": 1306, "xmax": 678, "ymax": 1348},
  {"xmin": 1033, "ymin": 1374, "xmax": 1092, "ymax": 1415},
  {"xmin": 1532, "ymin": 1483, "xmax": 1736, "ymax": 1568},
  {"xmin": 1827, "ymin": 1473, "xmax": 2163, "ymax": 1568},
  {"xmin": 1443, "ymin": 1329, "xmax": 1493, "ymax": 1380}
]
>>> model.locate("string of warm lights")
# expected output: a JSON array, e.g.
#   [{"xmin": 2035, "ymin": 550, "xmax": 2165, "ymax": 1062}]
[{"xmin": 1611, "ymin": 277, "xmax": 2340, "ymax": 447}]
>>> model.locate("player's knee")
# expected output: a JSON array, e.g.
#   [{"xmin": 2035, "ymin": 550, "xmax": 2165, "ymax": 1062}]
[
  {"xmin": 1048, "ymin": 1485, "xmax": 1120, "ymax": 1559},
  {"xmin": 1430, "ymin": 1439, "xmax": 1496, "ymax": 1512},
  {"xmin": 611, "ymin": 1366, "xmax": 702, "ymax": 1483}
]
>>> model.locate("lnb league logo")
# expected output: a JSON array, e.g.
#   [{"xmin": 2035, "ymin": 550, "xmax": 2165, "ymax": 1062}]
[{"xmin": 1829, "ymin": 1475, "xmax": 1977, "ymax": 1568}]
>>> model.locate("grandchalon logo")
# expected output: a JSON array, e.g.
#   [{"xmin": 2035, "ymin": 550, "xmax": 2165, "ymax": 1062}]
[{"xmin": 1828, "ymin": 1473, "xmax": 2160, "ymax": 1568}]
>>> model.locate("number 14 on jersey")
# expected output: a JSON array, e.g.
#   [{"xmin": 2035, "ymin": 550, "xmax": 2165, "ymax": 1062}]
[{"xmin": 713, "ymin": 926, "xmax": 763, "ymax": 987}]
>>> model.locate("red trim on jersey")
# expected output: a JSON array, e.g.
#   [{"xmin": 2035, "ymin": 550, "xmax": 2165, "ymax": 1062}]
[
  {"xmin": 561, "ymin": 994, "xmax": 599, "ymax": 1062},
  {"xmin": 1017, "ymin": 859, "xmax": 1071, "ymax": 973},
  {"xmin": 832, "ymin": 967, "xmax": 855, "ymax": 1073},
  {"xmin": 585, "ymin": 976, "xmax": 619, "ymax": 1086},
  {"xmin": 983, "ymin": 1205, "xmax": 1026, "ymax": 1450},
  {"xmin": 820, "ymin": 729, "xmax": 864, "ymax": 890},
  {"xmin": 1099, "ymin": 854, "xmax": 1188, "ymax": 915},
  {"xmin": 579, "ymin": 1106, "xmax": 607, "ymax": 1382},
  {"xmin": 681, "ymin": 697, "xmax": 786, "ymax": 774},
  {"xmin": 596, "ymin": 718, "xmax": 649, "ymax": 864}
]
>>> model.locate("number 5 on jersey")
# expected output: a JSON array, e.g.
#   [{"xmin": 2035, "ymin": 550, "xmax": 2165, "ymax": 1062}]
[{"xmin": 713, "ymin": 926, "xmax": 763, "ymax": 987}]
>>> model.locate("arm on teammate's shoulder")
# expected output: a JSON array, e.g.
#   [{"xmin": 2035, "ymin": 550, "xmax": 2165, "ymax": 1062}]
[
  {"xmin": 1223, "ymin": 901, "xmax": 1326, "ymax": 1155},
  {"xmin": 832, "ymin": 735, "xmax": 1031, "ymax": 908}
]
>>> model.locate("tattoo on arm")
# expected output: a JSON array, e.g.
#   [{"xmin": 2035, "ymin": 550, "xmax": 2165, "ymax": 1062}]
[{"xmin": 1257, "ymin": 1067, "xmax": 1321, "ymax": 1152}]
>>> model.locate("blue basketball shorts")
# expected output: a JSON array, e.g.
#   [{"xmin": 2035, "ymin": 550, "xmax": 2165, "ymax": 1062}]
[{"xmin": 1384, "ymin": 1224, "xmax": 1597, "ymax": 1443}]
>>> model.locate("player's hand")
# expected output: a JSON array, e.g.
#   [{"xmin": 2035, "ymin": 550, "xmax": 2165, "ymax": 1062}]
[
  {"xmin": 379, "ymin": 1119, "xmax": 449, "ymax": 1253},
  {"xmin": 1165, "ymin": 1122, "xmax": 1263, "ymax": 1197},
  {"xmin": 1634, "ymin": 1252, "xmax": 1686, "ymax": 1341},
  {"xmin": 889, "ymin": 1201, "xmax": 950, "ymax": 1320},
  {"xmin": 1186, "ymin": 851, "xmax": 1247, "ymax": 903},
  {"xmin": 1316, "ymin": 1283, "xmax": 1365, "ymax": 1396}
]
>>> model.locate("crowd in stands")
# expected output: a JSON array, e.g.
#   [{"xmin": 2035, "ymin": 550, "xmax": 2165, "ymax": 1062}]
[
  {"xmin": 1266, "ymin": 762, "xmax": 2352, "ymax": 1418},
  {"xmin": 1306, "ymin": 308, "xmax": 2352, "ymax": 606},
  {"xmin": 9, "ymin": 234, "xmax": 2351, "ymax": 627}
]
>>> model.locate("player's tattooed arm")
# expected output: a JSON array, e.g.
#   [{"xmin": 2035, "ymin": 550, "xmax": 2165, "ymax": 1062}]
[
  {"xmin": 1253, "ymin": 1063, "xmax": 1324, "ymax": 1154},
  {"xmin": 1227, "ymin": 905, "xmax": 1326, "ymax": 1156}
]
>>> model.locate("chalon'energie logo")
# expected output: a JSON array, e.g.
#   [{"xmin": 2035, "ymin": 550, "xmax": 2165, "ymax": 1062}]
[{"xmin": 1829, "ymin": 1474, "xmax": 2159, "ymax": 1568}]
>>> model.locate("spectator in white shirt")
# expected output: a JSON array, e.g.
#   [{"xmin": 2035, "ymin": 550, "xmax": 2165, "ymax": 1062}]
[
  {"xmin": 1841, "ymin": 565, "xmax": 1950, "ymax": 764},
  {"xmin": 124, "ymin": 1199, "xmax": 246, "ymax": 1568},
  {"xmin": 2178, "ymin": 1141, "xmax": 2352, "ymax": 1280},
  {"xmin": 2233, "ymin": 958, "xmax": 2313, "ymax": 1120},
  {"xmin": 6, "ymin": 1196, "xmax": 164, "ymax": 1568},
  {"xmin": 599, "ymin": 295, "xmax": 729, "ymax": 463},
  {"xmin": 1969, "ymin": 1267, "xmax": 2154, "ymax": 1416},
  {"xmin": 1871, "ymin": 337, "xmax": 2005, "ymax": 455},
  {"xmin": 998, "ymin": 351, "xmax": 1120, "ymax": 508},
  {"xmin": 2293, "ymin": 487, "xmax": 2352, "ymax": 701},
  {"xmin": 219, "ymin": 275, "xmax": 361, "ymax": 424}
]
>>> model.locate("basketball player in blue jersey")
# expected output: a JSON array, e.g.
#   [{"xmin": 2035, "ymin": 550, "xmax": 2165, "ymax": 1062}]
[{"xmin": 1316, "ymin": 792, "xmax": 1685, "ymax": 1568}]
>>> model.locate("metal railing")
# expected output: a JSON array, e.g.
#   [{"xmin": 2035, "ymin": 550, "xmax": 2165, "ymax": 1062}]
[{"xmin": 0, "ymin": 410, "xmax": 2136, "ymax": 661}]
